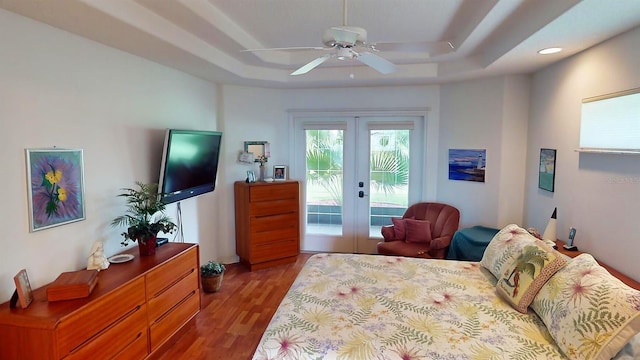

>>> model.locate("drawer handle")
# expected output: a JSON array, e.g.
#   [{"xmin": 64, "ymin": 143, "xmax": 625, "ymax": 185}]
[
  {"xmin": 254, "ymin": 211, "xmax": 296, "ymax": 219},
  {"xmin": 68, "ymin": 305, "xmax": 142, "ymax": 354},
  {"xmin": 108, "ymin": 331, "xmax": 143, "ymax": 359},
  {"xmin": 152, "ymin": 268, "xmax": 195, "ymax": 299}
]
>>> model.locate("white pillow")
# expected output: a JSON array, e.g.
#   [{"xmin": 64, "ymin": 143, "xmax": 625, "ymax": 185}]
[
  {"xmin": 531, "ymin": 254, "xmax": 640, "ymax": 360},
  {"xmin": 480, "ymin": 224, "xmax": 539, "ymax": 279}
]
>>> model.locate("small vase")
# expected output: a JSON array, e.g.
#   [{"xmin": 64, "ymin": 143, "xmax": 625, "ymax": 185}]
[
  {"xmin": 138, "ymin": 235, "xmax": 157, "ymax": 256},
  {"xmin": 259, "ymin": 165, "xmax": 266, "ymax": 181}
]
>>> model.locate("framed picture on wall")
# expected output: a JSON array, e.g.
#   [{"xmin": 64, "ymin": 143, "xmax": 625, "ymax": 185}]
[
  {"xmin": 26, "ymin": 148, "xmax": 86, "ymax": 232},
  {"xmin": 538, "ymin": 148, "xmax": 556, "ymax": 192}
]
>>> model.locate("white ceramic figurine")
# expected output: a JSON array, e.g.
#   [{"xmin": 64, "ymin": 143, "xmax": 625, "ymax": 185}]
[{"xmin": 87, "ymin": 241, "xmax": 110, "ymax": 271}]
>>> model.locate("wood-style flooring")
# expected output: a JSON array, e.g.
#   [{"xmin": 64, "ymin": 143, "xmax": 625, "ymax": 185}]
[{"xmin": 156, "ymin": 253, "xmax": 314, "ymax": 360}]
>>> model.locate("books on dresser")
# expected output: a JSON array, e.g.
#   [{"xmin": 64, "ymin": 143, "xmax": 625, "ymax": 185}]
[{"xmin": 46, "ymin": 269, "xmax": 99, "ymax": 302}]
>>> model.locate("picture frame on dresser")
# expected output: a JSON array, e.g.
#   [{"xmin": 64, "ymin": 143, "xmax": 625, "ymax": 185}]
[
  {"xmin": 12, "ymin": 269, "xmax": 33, "ymax": 309},
  {"xmin": 273, "ymin": 165, "xmax": 287, "ymax": 181},
  {"xmin": 246, "ymin": 170, "xmax": 256, "ymax": 183}
]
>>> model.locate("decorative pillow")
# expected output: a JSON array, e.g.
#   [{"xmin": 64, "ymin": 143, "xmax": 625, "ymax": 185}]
[
  {"xmin": 531, "ymin": 254, "xmax": 640, "ymax": 360},
  {"xmin": 391, "ymin": 218, "xmax": 408, "ymax": 240},
  {"xmin": 496, "ymin": 241, "xmax": 567, "ymax": 313},
  {"xmin": 480, "ymin": 224, "xmax": 539, "ymax": 279},
  {"xmin": 404, "ymin": 219, "xmax": 432, "ymax": 244}
]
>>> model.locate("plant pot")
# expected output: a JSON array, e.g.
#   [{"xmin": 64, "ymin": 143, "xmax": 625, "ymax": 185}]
[
  {"xmin": 201, "ymin": 273, "xmax": 223, "ymax": 293},
  {"xmin": 137, "ymin": 235, "xmax": 157, "ymax": 256}
]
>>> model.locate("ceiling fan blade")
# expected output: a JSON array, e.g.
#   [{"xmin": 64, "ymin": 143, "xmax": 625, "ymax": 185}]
[
  {"xmin": 356, "ymin": 52, "xmax": 397, "ymax": 74},
  {"xmin": 371, "ymin": 41, "xmax": 455, "ymax": 55},
  {"xmin": 241, "ymin": 46, "xmax": 330, "ymax": 52},
  {"xmin": 291, "ymin": 54, "xmax": 332, "ymax": 75}
]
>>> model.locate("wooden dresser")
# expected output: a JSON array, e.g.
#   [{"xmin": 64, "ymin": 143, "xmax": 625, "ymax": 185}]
[
  {"xmin": 0, "ymin": 243, "xmax": 200, "ymax": 360},
  {"xmin": 234, "ymin": 180, "xmax": 300, "ymax": 271}
]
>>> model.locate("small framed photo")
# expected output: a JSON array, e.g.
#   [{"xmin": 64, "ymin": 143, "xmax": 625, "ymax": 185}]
[
  {"xmin": 273, "ymin": 165, "xmax": 287, "ymax": 181},
  {"xmin": 246, "ymin": 170, "xmax": 256, "ymax": 183},
  {"xmin": 13, "ymin": 269, "xmax": 33, "ymax": 309}
]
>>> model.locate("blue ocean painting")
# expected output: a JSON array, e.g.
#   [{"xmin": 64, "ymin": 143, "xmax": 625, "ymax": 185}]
[{"xmin": 449, "ymin": 149, "xmax": 486, "ymax": 182}]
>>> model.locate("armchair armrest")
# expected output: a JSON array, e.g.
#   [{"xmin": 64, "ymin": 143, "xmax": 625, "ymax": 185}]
[
  {"xmin": 429, "ymin": 235, "xmax": 453, "ymax": 250},
  {"xmin": 381, "ymin": 225, "xmax": 398, "ymax": 242}
]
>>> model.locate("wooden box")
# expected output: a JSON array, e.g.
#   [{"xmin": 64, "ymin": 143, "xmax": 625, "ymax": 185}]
[{"xmin": 47, "ymin": 269, "xmax": 99, "ymax": 302}]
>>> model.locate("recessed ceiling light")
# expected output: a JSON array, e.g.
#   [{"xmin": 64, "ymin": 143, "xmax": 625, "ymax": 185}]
[{"xmin": 538, "ymin": 47, "xmax": 563, "ymax": 55}]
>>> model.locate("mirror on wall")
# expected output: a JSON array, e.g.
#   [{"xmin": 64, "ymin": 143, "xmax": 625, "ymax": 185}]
[{"xmin": 244, "ymin": 141, "xmax": 270, "ymax": 162}]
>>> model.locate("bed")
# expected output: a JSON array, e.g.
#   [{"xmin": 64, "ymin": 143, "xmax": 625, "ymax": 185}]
[{"xmin": 252, "ymin": 224, "xmax": 640, "ymax": 360}]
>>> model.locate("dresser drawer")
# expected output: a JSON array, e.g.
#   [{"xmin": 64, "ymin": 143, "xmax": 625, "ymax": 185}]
[
  {"xmin": 251, "ymin": 239, "xmax": 299, "ymax": 263},
  {"xmin": 149, "ymin": 288, "xmax": 200, "ymax": 351},
  {"xmin": 147, "ymin": 268, "xmax": 199, "ymax": 323},
  {"xmin": 57, "ymin": 277, "xmax": 146, "ymax": 356},
  {"xmin": 250, "ymin": 198, "xmax": 298, "ymax": 216},
  {"xmin": 64, "ymin": 303, "xmax": 148, "ymax": 360},
  {"xmin": 111, "ymin": 327, "xmax": 149, "ymax": 360},
  {"xmin": 250, "ymin": 183, "xmax": 298, "ymax": 202},
  {"xmin": 250, "ymin": 226, "xmax": 299, "ymax": 246},
  {"xmin": 146, "ymin": 247, "xmax": 198, "ymax": 300},
  {"xmin": 250, "ymin": 212, "xmax": 298, "ymax": 233}
]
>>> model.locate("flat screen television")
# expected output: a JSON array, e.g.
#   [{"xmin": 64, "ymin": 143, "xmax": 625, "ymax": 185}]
[{"xmin": 158, "ymin": 129, "xmax": 223, "ymax": 204}]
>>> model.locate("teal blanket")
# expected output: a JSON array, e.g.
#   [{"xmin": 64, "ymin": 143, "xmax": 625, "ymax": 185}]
[{"xmin": 446, "ymin": 225, "xmax": 499, "ymax": 261}]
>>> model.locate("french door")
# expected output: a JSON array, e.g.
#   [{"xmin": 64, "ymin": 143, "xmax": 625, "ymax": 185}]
[{"xmin": 291, "ymin": 111, "xmax": 427, "ymax": 253}]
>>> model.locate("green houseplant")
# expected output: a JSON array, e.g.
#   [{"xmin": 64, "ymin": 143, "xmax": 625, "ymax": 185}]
[
  {"xmin": 111, "ymin": 181, "xmax": 176, "ymax": 256},
  {"xmin": 200, "ymin": 260, "xmax": 226, "ymax": 293}
]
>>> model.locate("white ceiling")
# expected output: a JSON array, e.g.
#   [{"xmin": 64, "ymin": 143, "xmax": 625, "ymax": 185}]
[{"xmin": 3, "ymin": 0, "xmax": 640, "ymax": 88}]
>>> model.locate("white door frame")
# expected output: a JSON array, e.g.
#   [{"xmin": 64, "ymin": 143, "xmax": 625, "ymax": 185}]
[{"xmin": 288, "ymin": 108, "xmax": 438, "ymax": 253}]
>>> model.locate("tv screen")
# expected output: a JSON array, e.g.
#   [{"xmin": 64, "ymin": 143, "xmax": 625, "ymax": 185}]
[{"xmin": 158, "ymin": 129, "xmax": 222, "ymax": 204}]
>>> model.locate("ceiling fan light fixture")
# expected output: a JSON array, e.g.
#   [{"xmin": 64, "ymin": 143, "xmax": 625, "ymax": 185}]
[{"xmin": 538, "ymin": 47, "xmax": 562, "ymax": 55}]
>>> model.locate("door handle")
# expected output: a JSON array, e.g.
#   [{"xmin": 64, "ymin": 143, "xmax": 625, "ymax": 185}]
[{"xmin": 358, "ymin": 191, "xmax": 368, "ymax": 198}]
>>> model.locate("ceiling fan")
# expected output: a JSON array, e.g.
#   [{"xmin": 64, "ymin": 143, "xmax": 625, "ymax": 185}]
[{"xmin": 242, "ymin": 0, "xmax": 455, "ymax": 76}]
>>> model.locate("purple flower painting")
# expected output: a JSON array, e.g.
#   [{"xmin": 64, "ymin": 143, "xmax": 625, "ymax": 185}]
[{"xmin": 27, "ymin": 149, "xmax": 85, "ymax": 231}]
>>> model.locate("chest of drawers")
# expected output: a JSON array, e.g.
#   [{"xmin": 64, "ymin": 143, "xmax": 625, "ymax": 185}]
[
  {"xmin": 0, "ymin": 243, "xmax": 200, "ymax": 359},
  {"xmin": 234, "ymin": 181, "xmax": 300, "ymax": 271}
]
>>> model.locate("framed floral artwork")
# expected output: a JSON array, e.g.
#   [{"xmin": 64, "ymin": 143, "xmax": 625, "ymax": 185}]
[{"xmin": 26, "ymin": 148, "xmax": 86, "ymax": 232}]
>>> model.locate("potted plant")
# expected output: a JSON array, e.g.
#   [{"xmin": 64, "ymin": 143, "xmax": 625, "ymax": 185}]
[
  {"xmin": 200, "ymin": 260, "xmax": 226, "ymax": 293},
  {"xmin": 111, "ymin": 181, "xmax": 176, "ymax": 256}
]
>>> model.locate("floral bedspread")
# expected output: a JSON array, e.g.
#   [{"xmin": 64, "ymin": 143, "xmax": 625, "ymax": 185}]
[{"xmin": 252, "ymin": 253, "xmax": 566, "ymax": 360}]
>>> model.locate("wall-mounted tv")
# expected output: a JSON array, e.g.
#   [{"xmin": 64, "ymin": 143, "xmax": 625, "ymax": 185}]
[{"xmin": 158, "ymin": 129, "xmax": 223, "ymax": 204}]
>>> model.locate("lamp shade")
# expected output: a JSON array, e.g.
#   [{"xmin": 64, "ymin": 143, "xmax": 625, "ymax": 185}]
[{"xmin": 542, "ymin": 207, "xmax": 557, "ymax": 243}]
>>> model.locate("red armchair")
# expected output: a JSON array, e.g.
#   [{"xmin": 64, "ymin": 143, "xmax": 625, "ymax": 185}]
[{"xmin": 377, "ymin": 202, "xmax": 460, "ymax": 259}]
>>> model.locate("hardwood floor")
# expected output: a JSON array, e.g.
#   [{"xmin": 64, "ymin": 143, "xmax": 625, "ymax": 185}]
[{"xmin": 156, "ymin": 253, "xmax": 314, "ymax": 360}]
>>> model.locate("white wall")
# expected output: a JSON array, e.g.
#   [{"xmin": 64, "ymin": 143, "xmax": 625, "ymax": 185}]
[
  {"xmin": 438, "ymin": 76, "xmax": 530, "ymax": 228},
  {"xmin": 217, "ymin": 82, "xmax": 531, "ymax": 259},
  {"xmin": 526, "ymin": 26, "xmax": 640, "ymax": 280},
  {"xmin": 0, "ymin": 9, "xmax": 220, "ymax": 301}
]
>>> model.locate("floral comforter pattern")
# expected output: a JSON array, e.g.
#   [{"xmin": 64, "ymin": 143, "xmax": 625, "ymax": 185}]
[{"xmin": 253, "ymin": 253, "xmax": 566, "ymax": 360}]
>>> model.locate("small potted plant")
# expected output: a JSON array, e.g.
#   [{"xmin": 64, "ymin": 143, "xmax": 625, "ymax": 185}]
[
  {"xmin": 200, "ymin": 260, "xmax": 226, "ymax": 293},
  {"xmin": 111, "ymin": 181, "xmax": 176, "ymax": 256}
]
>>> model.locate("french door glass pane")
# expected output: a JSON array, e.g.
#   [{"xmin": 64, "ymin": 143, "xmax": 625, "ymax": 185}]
[
  {"xmin": 370, "ymin": 129, "xmax": 409, "ymax": 233},
  {"xmin": 305, "ymin": 129, "xmax": 343, "ymax": 235}
]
